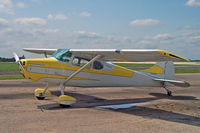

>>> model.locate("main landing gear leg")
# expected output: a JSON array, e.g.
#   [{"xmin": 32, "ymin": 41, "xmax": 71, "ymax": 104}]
[
  {"xmin": 58, "ymin": 84, "xmax": 76, "ymax": 108},
  {"xmin": 163, "ymin": 82, "xmax": 172, "ymax": 96},
  {"xmin": 57, "ymin": 55, "xmax": 101, "ymax": 107},
  {"xmin": 34, "ymin": 82, "xmax": 51, "ymax": 100}
]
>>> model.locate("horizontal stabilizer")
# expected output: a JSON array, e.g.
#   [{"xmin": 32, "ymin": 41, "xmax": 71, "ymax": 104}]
[{"xmin": 153, "ymin": 78, "xmax": 190, "ymax": 87}]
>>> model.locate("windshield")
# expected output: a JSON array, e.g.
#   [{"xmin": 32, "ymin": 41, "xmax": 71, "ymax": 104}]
[{"xmin": 52, "ymin": 49, "xmax": 72, "ymax": 62}]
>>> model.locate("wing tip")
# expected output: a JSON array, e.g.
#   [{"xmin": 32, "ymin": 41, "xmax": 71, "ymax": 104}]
[
  {"xmin": 157, "ymin": 49, "xmax": 190, "ymax": 62},
  {"xmin": 22, "ymin": 48, "xmax": 57, "ymax": 55}
]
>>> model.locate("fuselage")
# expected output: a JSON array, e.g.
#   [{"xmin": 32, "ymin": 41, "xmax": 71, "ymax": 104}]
[{"xmin": 19, "ymin": 57, "xmax": 161, "ymax": 87}]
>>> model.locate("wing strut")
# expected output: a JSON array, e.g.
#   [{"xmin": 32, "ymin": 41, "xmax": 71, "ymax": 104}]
[
  {"xmin": 57, "ymin": 54, "xmax": 102, "ymax": 106},
  {"xmin": 44, "ymin": 52, "xmax": 47, "ymax": 58},
  {"xmin": 61, "ymin": 54, "xmax": 102, "ymax": 88}
]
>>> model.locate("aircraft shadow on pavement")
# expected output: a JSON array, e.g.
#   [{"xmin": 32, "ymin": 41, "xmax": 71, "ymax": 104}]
[
  {"xmin": 37, "ymin": 91, "xmax": 200, "ymax": 127},
  {"xmin": 116, "ymin": 106, "xmax": 200, "ymax": 127},
  {"xmin": 149, "ymin": 93, "xmax": 198, "ymax": 100}
]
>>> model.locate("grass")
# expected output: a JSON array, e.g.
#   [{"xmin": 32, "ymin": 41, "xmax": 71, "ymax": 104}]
[
  {"xmin": 0, "ymin": 62, "xmax": 19, "ymax": 71},
  {"xmin": 114, "ymin": 63, "xmax": 154, "ymax": 67},
  {"xmin": 175, "ymin": 68, "xmax": 200, "ymax": 73},
  {"xmin": 0, "ymin": 75, "xmax": 24, "ymax": 80}
]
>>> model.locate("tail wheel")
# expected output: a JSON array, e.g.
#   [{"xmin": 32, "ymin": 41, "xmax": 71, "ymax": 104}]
[
  {"xmin": 59, "ymin": 104, "xmax": 71, "ymax": 108},
  {"xmin": 36, "ymin": 96, "xmax": 45, "ymax": 100},
  {"xmin": 167, "ymin": 91, "xmax": 172, "ymax": 96}
]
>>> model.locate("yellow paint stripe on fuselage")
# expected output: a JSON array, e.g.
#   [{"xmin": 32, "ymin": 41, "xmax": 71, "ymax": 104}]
[
  {"xmin": 26, "ymin": 72, "xmax": 97, "ymax": 82},
  {"xmin": 140, "ymin": 65, "xmax": 164, "ymax": 74}
]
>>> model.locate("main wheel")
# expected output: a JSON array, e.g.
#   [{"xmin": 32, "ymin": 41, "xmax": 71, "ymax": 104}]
[
  {"xmin": 34, "ymin": 88, "xmax": 51, "ymax": 100},
  {"xmin": 58, "ymin": 95, "xmax": 76, "ymax": 107}
]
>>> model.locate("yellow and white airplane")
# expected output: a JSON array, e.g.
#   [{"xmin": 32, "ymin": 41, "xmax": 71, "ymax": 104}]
[{"xmin": 13, "ymin": 48, "xmax": 190, "ymax": 107}]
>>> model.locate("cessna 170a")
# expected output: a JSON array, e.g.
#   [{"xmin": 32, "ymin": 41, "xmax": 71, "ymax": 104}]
[{"xmin": 13, "ymin": 48, "xmax": 190, "ymax": 107}]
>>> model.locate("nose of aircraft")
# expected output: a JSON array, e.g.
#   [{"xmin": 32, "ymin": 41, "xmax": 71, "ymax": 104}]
[{"xmin": 13, "ymin": 52, "xmax": 26, "ymax": 77}]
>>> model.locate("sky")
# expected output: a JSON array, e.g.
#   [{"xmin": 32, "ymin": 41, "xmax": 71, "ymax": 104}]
[{"xmin": 0, "ymin": 0, "xmax": 200, "ymax": 59}]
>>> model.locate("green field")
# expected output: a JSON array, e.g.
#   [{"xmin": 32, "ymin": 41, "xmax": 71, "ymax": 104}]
[
  {"xmin": 0, "ymin": 75, "xmax": 24, "ymax": 80},
  {"xmin": 0, "ymin": 62, "xmax": 200, "ymax": 80},
  {"xmin": 0, "ymin": 62, "xmax": 19, "ymax": 71},
  {"xmin": 175, "ymin": 68, "xmax": 200, "ymax": 73}
]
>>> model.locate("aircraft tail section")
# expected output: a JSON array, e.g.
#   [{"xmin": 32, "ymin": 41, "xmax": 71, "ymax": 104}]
[
  {"xmin": 140, "ymin": 61, "xmax": 190, "ymax": 87},
  {"xmin": 157, "ymin": 61, "xmax": 174, "ymax": 80}
]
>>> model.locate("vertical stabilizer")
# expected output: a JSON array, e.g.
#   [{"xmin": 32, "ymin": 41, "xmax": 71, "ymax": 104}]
[
  {"xmin": 140, "ymin": 61, "xmax": 175, "ymax": 80},
  {"xmin": 157, "ymin": 61, "xmax": 174, "ymax": 80}
]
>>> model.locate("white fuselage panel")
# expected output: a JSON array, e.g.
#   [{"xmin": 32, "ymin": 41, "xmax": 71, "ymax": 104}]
[{"xmin": 27, "ymin": 66, "xmax": 161, "ymax": 87}]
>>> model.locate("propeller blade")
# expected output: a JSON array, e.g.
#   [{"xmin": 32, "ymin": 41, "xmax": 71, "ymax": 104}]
[
  {"xmin": 18, "ymin": 62, "xmax": 25, "ymax": 72},
  {"xmin": 13, "ymin": 52, "xmax": 25, "ymax": 72},
  {"xmin": 13, "ymin": 52, "xmax": 20, "ymax": 62}
]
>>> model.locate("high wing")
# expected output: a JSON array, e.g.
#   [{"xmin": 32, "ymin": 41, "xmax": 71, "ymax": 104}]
[
  {"xmin": 23, "ymin": 48, "xmax": 57, "ymax": 55},
  {"xmin": 23, "ymin": 48, "xmax": 189, "ymax": 62}
]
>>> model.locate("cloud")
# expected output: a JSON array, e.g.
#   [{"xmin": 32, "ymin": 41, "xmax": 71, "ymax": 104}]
[
  {"xmin": 47, "ymin": 14, "xmax": 53, "ymax": 20},
  {"xmin": 152, "ymin": 33, "xmax": 173, "ymax": 40},
  {"xmin": 0, "ymin": 18, "xmax": 9, "ymax": 26},
  {"xmin": 191, "ymin": 35, "xmax": 200, "ymax": 39},
  {"xmin": 14, "ymin": 17, "xmax": 46, "ymax": 26},
  {"xmin": 55, "ymin": 14, "xmax": 68, "ymax": 20},
  {"xmin": 185, "ymin": 0, "xmax": 200, "ymax": 7},
  {"xmin": 79, "ymin": 11, "xmax": 92, "ymax": 17},
  {"xmin": 130, "ymin": 19, "xmax": 160, "ymax": 26},
  {"xmin": 0, "ymin": 18, "xmax": 199, "ymax": 60},
  {"xmin": 47, "ymin": 13, "xmax": 68, "ymax": 20},
  {"xmin": 0, "ymin": 0, "xmax": 14, "ymax": 14},
  {"xmin": 76, "ymin": 31, "xmax": 101, "ymax": 38},
  {"xmin": 43, "ymin": 29, "xmax": 59, "ymax": 33},
  {"xmin": 17, "ymin": 2, "xmax": 25, "ymax": 8}
]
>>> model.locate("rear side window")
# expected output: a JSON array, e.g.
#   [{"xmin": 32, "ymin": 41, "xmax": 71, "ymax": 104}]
[{"xmin": 93, "ymin": 61, "xmax": 103, "ymax": 70}]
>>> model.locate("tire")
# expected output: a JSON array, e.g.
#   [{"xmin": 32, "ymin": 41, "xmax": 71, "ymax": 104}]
[
  {"xmin": 167, "ymin": 91, "xmax": 172, "ymax": 96},
  {"xmin": 36, "ymin": 96, "xmax": 45, "ymax": 100},
  {"xmin": 59, "ymin": 104, "xmax": 71, "ymax": 108}
]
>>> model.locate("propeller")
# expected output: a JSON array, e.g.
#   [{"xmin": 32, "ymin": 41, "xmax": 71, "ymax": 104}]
[{"xmin": 13, "ymin": 52, "xmax": 25, "ymax": 72}]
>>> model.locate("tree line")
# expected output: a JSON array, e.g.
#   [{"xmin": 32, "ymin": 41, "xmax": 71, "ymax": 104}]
[{"xmin": 0, "ymin": 55, "xmax": 25, "ymax": 62}]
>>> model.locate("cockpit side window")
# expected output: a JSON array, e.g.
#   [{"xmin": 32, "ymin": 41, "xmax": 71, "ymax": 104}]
[
  {"xmin": 93, "ymin": 61, "xmax": 103, "ymax": 70},
  {"xmin": 60, "ymin": 52, "xmax": 72, "ymax": 62},
  {"xmin": 72, "ymin": 56, "xmax": 91, "ymax": 68}
]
